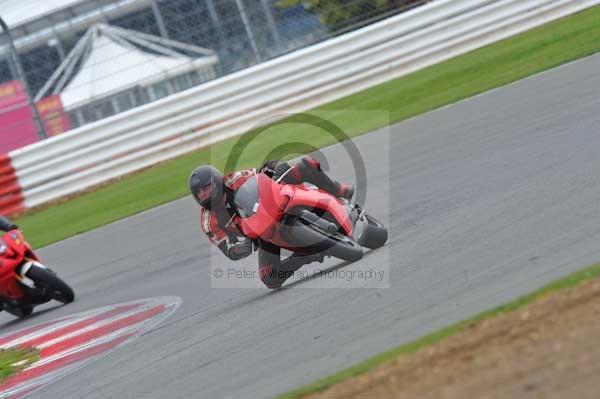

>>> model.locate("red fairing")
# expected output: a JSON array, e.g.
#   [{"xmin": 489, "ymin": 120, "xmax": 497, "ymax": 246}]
[
  {"xmin": 282, "ymin": 185, "xmax": 353, "ymax": 236},
  {"xmin": 240, "ymin": 174, "xmax": 353, "ymax": 246},
  {"xmin": 0, "ymin": 230, "xmax": 37, "ymax": 299},
  {"xmin": 240, "ymin": 174, "xmax": 288, "ymax": 240}
]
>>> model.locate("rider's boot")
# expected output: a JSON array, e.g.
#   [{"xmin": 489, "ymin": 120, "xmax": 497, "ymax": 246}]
[
  {"xmin": 300, "ymin": 157, "xmax": 355, "ymax": 200},
  {"xmin": 336, "ymin": 184, "xmax": 355, "ymax": 201}
]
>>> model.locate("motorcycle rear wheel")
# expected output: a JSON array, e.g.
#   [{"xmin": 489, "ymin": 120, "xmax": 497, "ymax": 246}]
[
  {"xmin": 27, "ymin": 266, "xmax": 75, "ymax": 304},
  {"xmin": 285, "ymin": 218, "xmax": 364, "ymax": 262},
  {"xmin": 16, "ymin": 306, "xmax": 33, "ymax": 317},
  {"xmin": 0, "ymin": 302, "xmax": 33, "ymax": 318}
]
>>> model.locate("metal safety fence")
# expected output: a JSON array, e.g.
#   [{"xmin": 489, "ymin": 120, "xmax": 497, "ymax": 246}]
[
  {"xmin": 1, "ymin": 0, "xmax": 597, "ymax": 215},
  {"xmin": 0, "ymin": 0, "xmax": 427, "ymax": 155}
]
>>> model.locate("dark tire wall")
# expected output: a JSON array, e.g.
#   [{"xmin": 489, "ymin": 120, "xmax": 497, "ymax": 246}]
[{"xmin": 27, "ymin": 266, "xmax": 75, "ymax": 304}]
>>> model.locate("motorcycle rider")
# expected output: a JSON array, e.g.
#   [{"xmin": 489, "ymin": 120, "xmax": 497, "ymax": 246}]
[
  {"xmin": 189, "ymin": 156, "xmax": 354, "ymax": 289},
  {"xmin": 0, "ymin": 216, "xmax": 18, "ymax": 232}
]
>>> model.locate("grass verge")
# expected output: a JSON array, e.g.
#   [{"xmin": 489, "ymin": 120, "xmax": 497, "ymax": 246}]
[
  {"xmin": 0, "ymin": 349, "xmax": 39, "ymax": 384},
  {"xmin": 277, "ymin": 261, "xmax": 600, "ymax": 399},
  {"xmin": 15, "ymin": 4, "xmax": 600, "ymax": 248}
]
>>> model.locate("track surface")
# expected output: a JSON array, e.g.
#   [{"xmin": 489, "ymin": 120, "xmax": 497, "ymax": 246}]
[{"xmin": 2, "ymin": 54, "xmax": 600, "ymax": 398}]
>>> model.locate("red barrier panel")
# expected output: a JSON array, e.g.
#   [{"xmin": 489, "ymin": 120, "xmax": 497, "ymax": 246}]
[
  {"xmin": 0, "ymin": 172, "xmax": 16, "ymax": 186},
  {"xmin": 0, "ymin": 81, "xmax": 71, "ymax": 154},
  {"xmin": 0, "ymin": 154, "xmax": 24, "ymax": 216}
]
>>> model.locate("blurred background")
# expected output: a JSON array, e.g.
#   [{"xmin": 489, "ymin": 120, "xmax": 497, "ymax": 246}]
[{"xmin": 0, "ymin": 0, "xmax": 426, "ymax": 153}]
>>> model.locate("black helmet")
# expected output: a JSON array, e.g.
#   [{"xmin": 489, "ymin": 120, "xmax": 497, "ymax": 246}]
[{"xmin": 189, "ymin": 165, "xmax": 224, "ymax": 210}]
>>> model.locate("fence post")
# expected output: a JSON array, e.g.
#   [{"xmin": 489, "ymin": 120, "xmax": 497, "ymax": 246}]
[
  {"xmin": 206, "ymin": 0, "xmax": 227, "ymax": 51},
  {"xmin": 0, "ymin": 16, "xmax": 48, "ymax": 140},
  {"xmin": 234, "ymin": 0, "xmax": 261, "ymax": 62},
  {"xmin": 151, "ymin": 0, "xmax": 170, "ymax": 39},
  {"xmin": 259, "ymin": 0, "xmax": 282, "ymax": 47}
]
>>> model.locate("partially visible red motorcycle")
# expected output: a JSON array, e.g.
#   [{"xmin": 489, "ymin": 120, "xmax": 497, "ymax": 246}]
[
  {"xmin": 234, "ymin": 172, "xmax": 388, "ymax": 262},
  {"xmin": 0, "ymin": 229, "xmax": 74, "ymax": 318}
]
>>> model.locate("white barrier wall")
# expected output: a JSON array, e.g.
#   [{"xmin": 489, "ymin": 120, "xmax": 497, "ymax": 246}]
[{"xmin": 8, "ymin": 0, "xmax": 600, "ymax": 209}]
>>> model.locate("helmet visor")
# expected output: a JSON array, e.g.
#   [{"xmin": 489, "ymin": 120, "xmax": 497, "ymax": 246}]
[{"xmin": 196, "ymin": 181, "xmax": 216, "ymax": 204}]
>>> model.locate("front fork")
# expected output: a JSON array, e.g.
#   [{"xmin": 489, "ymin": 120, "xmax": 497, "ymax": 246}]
[
  {"xmin": 15, "ymin": 259, "xmax": 49, "ymax": 289},
  {"xmin": 350, "ymin": 204, "xmax": 369, "ymax": 245}
]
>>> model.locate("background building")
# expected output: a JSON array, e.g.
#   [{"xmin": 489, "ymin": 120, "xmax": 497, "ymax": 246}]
[{"xmin": 0, "ymin": 0, "xmax": 425, "ymax": 144}]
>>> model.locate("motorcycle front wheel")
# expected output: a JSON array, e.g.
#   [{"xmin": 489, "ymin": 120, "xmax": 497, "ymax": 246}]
[
  {"xmin": 27, "ymin": 266, "xmax": 75, "ymax": 304},
  {"xmin": 359, "ymin": 214, "xmax": 388, "ymax": 249}
]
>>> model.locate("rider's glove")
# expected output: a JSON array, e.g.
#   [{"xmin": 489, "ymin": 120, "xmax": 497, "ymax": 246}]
[{"xmin": 228, "ymin": 239, "xmax": 253, "ymax": 260}]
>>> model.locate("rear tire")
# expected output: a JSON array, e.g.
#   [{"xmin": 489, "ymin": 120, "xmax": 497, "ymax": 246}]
[
  {"xmin": 359, "ymin": 214, "xmax": 388, "ymax": 250},
  {"xmin": 1, "ymin": 303, "xmax": 33, "ymax": 318},
  {"xmin": 284, "ymin": 218, "xmax": 364, "ymax": 262},
  {"xmin": 27, "ymin": 266, "xmax": 75, "ymax": 304},
  {"xmin": 18, "ymin": 306, "xmax": 33, "ymax": 317}
]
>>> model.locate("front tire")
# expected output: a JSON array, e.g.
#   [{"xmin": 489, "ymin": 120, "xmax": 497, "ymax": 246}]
[
  {"xmin": 27, "ymin": 266, "xmax": 75, "ymax": 304},
  {"xmin": 359, "ymin": 214, "xmax": 388, "ymax": 249}
]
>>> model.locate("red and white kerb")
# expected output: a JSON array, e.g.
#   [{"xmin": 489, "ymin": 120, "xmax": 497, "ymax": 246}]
[{"xmin": 0, "ymin": 297, "xmax": 181, "ymax": 399}]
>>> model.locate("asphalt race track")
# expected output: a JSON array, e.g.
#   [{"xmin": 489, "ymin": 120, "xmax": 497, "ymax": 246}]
[{"xmin": 2, "ymin": 53, "xmax": 600, "ymax": 398}]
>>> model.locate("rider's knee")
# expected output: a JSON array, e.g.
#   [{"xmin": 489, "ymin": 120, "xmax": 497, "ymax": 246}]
[
  {"xmin": 300, "ymin": 156, "xmax": 322, "ymax": 173},
  {"xmin": 259, "ymin": 264, "xmax": 291, "ymax": 289}
]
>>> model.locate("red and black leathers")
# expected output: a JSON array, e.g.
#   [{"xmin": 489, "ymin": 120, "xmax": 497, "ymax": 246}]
[{"xmin": 0, "ymin": 216, "xmax": 17, "ymax": 232}]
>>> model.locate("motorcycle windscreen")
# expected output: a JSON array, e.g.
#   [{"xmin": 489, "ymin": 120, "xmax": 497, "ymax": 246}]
[
  {"xmin": 233, "ymin": 176, "xmax": 260, "ymax": 219},
  {"xmin": 236, "ymin": 174, "xmax": 287, "ymax": 240}
]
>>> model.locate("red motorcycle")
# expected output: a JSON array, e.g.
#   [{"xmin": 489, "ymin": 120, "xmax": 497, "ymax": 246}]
[
  {"xmin": 0, "ymin": 229, "xmax": 74, "ymax": 318},
  {"xmin": 234, "ymin": 172, "xmax": 388, "ymax": 261}
]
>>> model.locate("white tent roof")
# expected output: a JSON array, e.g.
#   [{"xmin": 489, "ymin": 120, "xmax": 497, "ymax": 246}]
[
  {"xmin": 0, "ymin": 0, "xmax": 88, "ymax": 27},
  {"xmin": 61, "ymin": 35, "xmax": 212, "ymax": 109},
  {"xmin": 0, "ymin": 0, "xmax": 149, "ymax": 28},
  {"xmin": 41, "ymin": 24, "xmax": 218, "ymax": 109}
]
